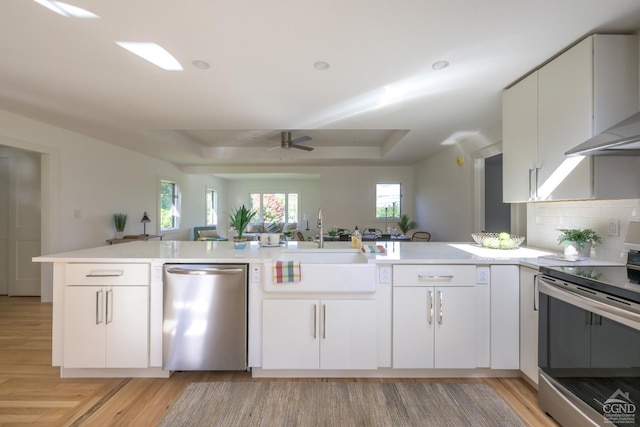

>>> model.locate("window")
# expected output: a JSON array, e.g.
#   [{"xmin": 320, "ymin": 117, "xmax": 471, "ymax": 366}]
[
  {"xmin": 375, "ymin": 183, "xmax": 401, "ymax": 219},
  {"xmin": 249, "ymin": 192, "xmax": 299, "ymax": 223},
  {"xmin": 160, "ymin": 179, "xmax": 180, "ymax": 230},
  {"xmin": 205, "ymin": 187, "xmax": 217, "ymax": 225}
]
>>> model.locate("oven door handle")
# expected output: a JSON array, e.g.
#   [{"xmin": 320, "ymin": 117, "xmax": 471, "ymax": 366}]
[{"xmin": 539, "ymin": 278, "xmax": 640, "ymax": 331}]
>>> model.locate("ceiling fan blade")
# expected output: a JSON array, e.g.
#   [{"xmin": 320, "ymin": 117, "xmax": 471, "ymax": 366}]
[
  {"xmin": 292, "ymin": 144, "xmax": 314, "ymax": 151},
  {"xmin": 291, "ymin": 135, "xmax": 312, "ymax": 145}
]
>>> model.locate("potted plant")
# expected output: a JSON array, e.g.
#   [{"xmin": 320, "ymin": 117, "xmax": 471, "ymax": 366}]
[
  {"xmin": 397, "ymin": 214, "xmax": 417, "ymax": 235},
  {"xmin": 113, "ymin": 213, "xmax": 127, "ymax": 238},
  {"xmin": 229, "ymin": 205, "xmax": 257, "ymax": 242},
  {"xmin": 557, "ymin": 228, "xmax": 602, "ymax": 259}
]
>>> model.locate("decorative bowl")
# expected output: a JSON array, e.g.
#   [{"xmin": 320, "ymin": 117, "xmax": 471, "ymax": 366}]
[
  {"xmin": 233, "ymin": 242, "xmax": 247, "ymax": 249},
  {"xmin": 471, "ymin": 232, "xmax": 525, "ymax": 249}
]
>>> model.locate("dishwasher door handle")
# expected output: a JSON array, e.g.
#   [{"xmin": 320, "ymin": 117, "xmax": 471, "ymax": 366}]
[{"xmin": 165, "ymin": 267, "xmax": 245, "ymax": 275}]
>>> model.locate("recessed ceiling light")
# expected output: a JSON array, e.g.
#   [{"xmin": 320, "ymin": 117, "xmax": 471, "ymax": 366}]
[
  {"xmin": 314, "ymin": 61, "xmax": 330, "ymax": 71},
  {"xmin": 33, "ymin": 0, "xmax": 99, "ymax": 18},
  {"xmin": 192, "ymin": 60, "xmax": 210, "ymax": 70},
  {"xmin": 116, "ymin": 42, "xmax": 183, "ymax": 71},
  {"xmin": 432, "ymin": 60, "xmax": 450, "ymax": 70}
]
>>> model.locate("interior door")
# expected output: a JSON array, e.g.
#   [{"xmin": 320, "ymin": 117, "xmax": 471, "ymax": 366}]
[
  {"xmin": 9, "ymin": 154, "xmax": 41, "ymax": 296},
  {"xmin": 0, "ymin": 156, "xmax": 8, "ymax": 295},
  {"xmin": 0, "ymin": 148, "xmax": 41, "ymax": 296}
]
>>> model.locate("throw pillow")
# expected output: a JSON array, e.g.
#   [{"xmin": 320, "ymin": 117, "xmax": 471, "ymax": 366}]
[
  {"xmin": 246, "ymin": 223, "xmax": 260, "ymax": 233},
  {"xmin": 267, "ymin": 222, "xmax": 281, "ymax": 233},
  {"xmin": 198, "ymin": 229, "xmax": 220, "ymax": 238},
  {"xmin": 284, "ymin": 223, "xmax": 297, "ymax": 231}
]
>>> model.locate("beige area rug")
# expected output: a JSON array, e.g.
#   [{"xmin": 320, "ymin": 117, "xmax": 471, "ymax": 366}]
[{"xmin": 159, "ymin": 381, "xmax": 526, "ymax": 427}]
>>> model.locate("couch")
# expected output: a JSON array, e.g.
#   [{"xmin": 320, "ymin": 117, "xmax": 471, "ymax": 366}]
[
  {"xmin": 230, "ymin": 222, "xmax": 299, "ymax": 240},
  {"xmin": 193, "ymin": 226, "xmax": 228, "ymax": 241}
]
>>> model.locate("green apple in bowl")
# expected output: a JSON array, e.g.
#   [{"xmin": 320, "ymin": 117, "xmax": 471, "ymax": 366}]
[{"xmin": 499, "ymin": 238, "xmax": 516, "ymax": 249}]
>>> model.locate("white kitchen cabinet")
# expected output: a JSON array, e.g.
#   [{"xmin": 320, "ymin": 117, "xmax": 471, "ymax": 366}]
[
  {"xmin": 519, "ymin": 266, "xmax": 539, "ymax": 385},
  {"xmin": 502, "ymin": 71, "xmax": 538, "ymax": 202},
  {"xmin": 62, "ymin": 263, "xmax": 150, "ymax": 369},
  {"xmin": 503, "ymin": 34, "xmax": 639, "ymax": 202},
  {"xmin": 392, "ymin": 265, "xmax": 477, "ymax": 369},
  {"xmin": 262, "ymin": 298, "xmax": 377, "ymax": 370},
  {"xmin": 490, "ymin": 265, "xmax": 520, "ymax": 369},
  {"xmin": 393, "ymin": 286, "xmax": 476, "ymax": 368}
]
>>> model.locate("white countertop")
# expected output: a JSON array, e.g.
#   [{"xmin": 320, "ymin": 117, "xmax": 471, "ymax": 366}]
[{"xmin": 33, "ymin": 240, "xmax": 623, "ymax": 268}]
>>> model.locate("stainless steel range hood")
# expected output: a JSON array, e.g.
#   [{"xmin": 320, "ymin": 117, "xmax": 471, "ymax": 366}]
[{"xmin": 566, "ymin": 111, "xmax": 640, "ymax": 156}]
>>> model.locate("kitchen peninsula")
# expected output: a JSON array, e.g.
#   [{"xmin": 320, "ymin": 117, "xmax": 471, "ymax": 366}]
[{"xmin": 34, "ymin": 240, "xmax": 616, "ymax": 380}]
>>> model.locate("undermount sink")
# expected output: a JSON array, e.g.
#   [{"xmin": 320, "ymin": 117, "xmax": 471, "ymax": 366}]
[{"xmin": 263, "ymin": 249, "xmax": 376, "ymax": 293}]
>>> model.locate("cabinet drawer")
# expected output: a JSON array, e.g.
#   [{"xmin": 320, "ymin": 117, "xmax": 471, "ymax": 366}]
[
  {"xmin": 393, "ymin": 265, "xmax": 476, "ymax": 287},
  {"xmin": 65, "ymin": 263, "xmax": 150, "ymax": 286}
]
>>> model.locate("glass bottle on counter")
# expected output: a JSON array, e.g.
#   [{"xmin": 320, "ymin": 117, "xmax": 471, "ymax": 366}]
[{"xmin": 351, "ymin": 226, "xmax": 362, "ymax": 249}]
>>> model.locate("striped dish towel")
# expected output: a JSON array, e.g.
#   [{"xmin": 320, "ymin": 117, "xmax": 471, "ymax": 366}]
[
  {"xmin": 362, "ymin": 245, "xmax": 387, "ymax": 254},
  {"xmin": 273, "ymin": 261, "xmax": 302, "ymax": 283}
]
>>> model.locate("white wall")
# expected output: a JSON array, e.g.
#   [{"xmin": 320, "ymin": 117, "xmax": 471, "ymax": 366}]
[
  {"xmin": 222, "ymin": 166, "xmax": 414, "ymax": 239},
  {"xmin": 413, "ymin": 125, "xmax": 502, "ymax": 241},
  {"xmin": 414, "ymin": 148, "xmax": 474, "ymax": 241},
  {"xmin": 319, "ymin": 166, "xmax": 414, "ymax": 234},
  {"xmin": 527, "ymin": 199, "xmax": 640, "ymax": 262},
  {"xmin": 0, "ymin": 109, "xmax": 227, "ymax": 253}
]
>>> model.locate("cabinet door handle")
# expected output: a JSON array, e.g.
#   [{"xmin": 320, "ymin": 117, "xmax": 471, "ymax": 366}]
[
  {"xmin": 528, "ymin": 168, "xmax": 541, "ymax": 200},
  {"xmin": 533, "ymin": 274, "xmax": 539, "ymax": 311},
  {"xmin": 86, "ymin": 271, "xmax": 124, "ymax": 278},
  {"xmin": 427, "ymin": 290, "xmax": 433, "ymax": 324},
  {"xmin": 438, "ymin": 290, "xmax": 443, "ymax": 324},
  {"xmin": 322, "ymin": 304, "xmax": 327, "ymax": 340},
  {"xmin": 106, "ymin": 289, "xmax": 113, "ymax": 324},
  {"xmin": 418, "ymin": 274, "xmax": 454, "ymax": 280},
  {"xmin": 96, "ymin": 289, "xmax": 103, "ymax": 325},
  {"xmin": 313, "ymin": 304, "xmax": 317, "ymax": 339}
]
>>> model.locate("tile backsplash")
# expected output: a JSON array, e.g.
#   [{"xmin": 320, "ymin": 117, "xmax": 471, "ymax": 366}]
[{"xmin": 526, "ymin": 199, "xmax": 640, "ymax": 262}]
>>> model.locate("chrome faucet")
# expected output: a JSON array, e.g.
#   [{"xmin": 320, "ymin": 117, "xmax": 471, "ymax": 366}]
[{"xmin": 317, "ymin": 208, "xmax": 324, "ymax": 248}]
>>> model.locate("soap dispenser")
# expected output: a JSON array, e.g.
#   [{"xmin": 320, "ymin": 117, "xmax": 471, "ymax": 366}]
[{"xmin": 351, "ymin": 226, "xmax": 362, "ymax": 249}]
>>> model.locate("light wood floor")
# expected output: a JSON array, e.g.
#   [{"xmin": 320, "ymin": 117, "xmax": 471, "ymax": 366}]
[{"xmin": 0, "ymin": 296, "xmax": 558, "ymax": 426}]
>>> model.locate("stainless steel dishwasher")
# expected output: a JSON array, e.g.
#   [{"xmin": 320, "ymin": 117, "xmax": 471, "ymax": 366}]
[{"xmin": 163, "ymin": 264, "xmax": 247, "ymax": 371}]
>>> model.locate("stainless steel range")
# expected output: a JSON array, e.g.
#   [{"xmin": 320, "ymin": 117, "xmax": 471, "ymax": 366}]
[{"xmin": 538, "ymin": 250, "xmax": 640, "ymax": 426}]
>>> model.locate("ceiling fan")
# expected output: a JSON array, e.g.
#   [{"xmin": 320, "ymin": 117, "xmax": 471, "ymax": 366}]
[{"xmin": 266, "ymin": 131, "xmax": 314, "ymax": 151}]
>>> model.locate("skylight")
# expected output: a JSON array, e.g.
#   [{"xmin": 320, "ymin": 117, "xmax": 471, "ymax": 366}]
[
  {"xmin": 116, "ymin": 42, "xmax": 183, "ymax": 71},
  {"xmin": 33, "ymin": 0, "xmax": 99, "ymax": 18}
]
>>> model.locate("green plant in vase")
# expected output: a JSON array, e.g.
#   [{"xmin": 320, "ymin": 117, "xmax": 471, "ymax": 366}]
[
  {"xmin": 113, "ymin": 213, "xmax": 127, "ymax": 238},
  {"xmin": 229, "ymin": 205, "xmax": 257, "ymax": 241},
  {"xmin": 397, "ymin": 214, "xmax": 417, "ymax": 235},
  {"xmin": 557, "ymin": 228, "xmax": 602, "ymax": 259}
]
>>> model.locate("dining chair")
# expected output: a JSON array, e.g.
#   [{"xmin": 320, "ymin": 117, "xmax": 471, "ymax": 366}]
[{"xmin": 411, "ymin": 231, "xmax": 431, "ymax": 242}]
